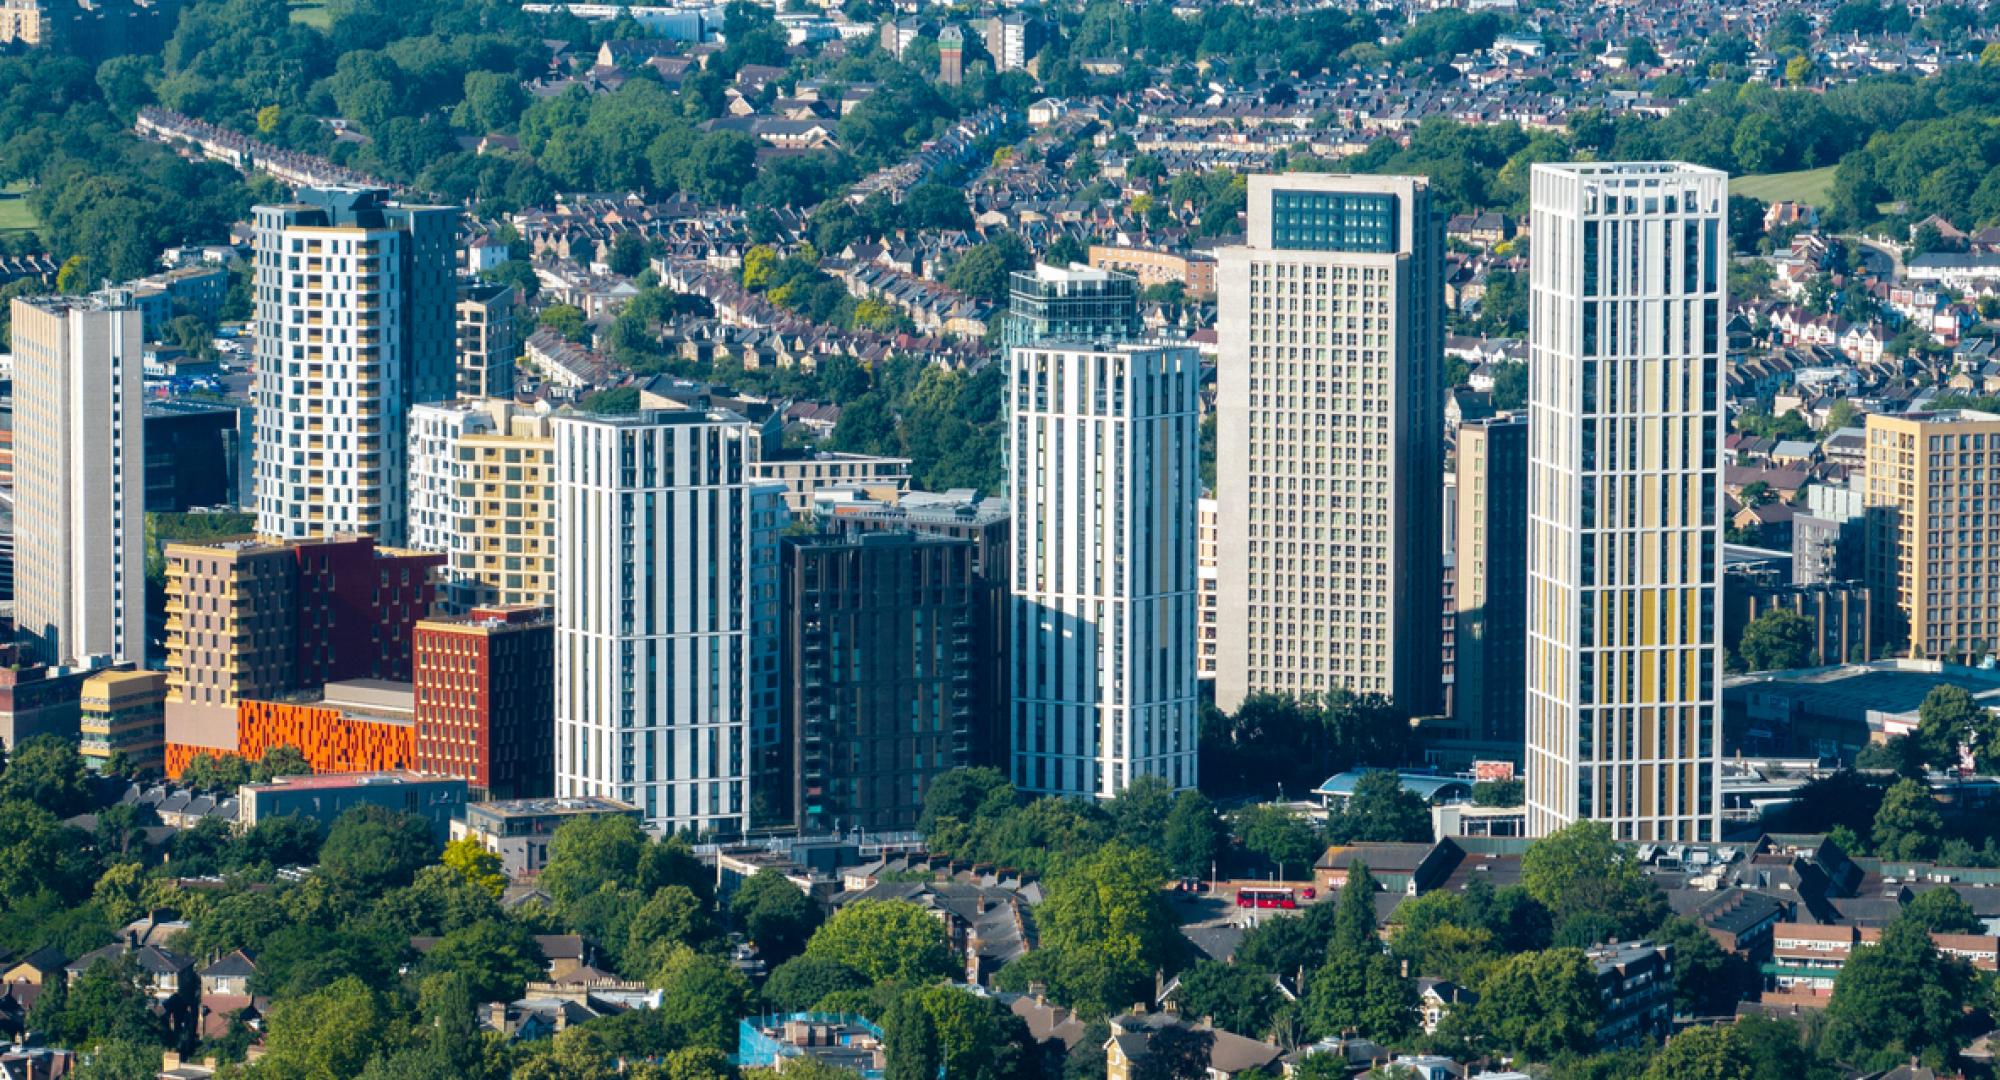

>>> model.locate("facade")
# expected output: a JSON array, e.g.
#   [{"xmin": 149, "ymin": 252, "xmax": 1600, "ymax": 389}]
[
  {"xmin": 412, "ymin": 606, "xmax": 556, "ymax": 800},
  {"xmin": 1009, "ymin": 336, "xmax": 1200, "ymax": 798},
  {"xmin": 815, "ymin": 488, "xmax": 1010, "ymax": 767},
  {"xmin": 0, "ymin": 645, "xmax": 105, "ymax": 748},
  {"xmin": 1454, "ymin": 415, "xmax": 1529, "ymax": 747},
  {"xmin": 238, "ymin": 771, "xmax": 466, "ymax": 841},
  {"xmin": 252, "ymin": 188, "xmax": 457, "ymax": 547},
  {"xmin": 10, "ymin": 291, "xmax": 145, "ymax": 665},
  {"xmin": 79, "ymin": 669, "xmax": 167, "ymax": 773},
  {"xmin": 1587, "ymin": 941, "xmax": 1675, "ymax": 1048},
  {"xmin": 1215, "ymin": 174, "xmax": 1446, "ymax": 716},
  {"xmin": 782, "ymin": 533, "xmax": 977, "ymax": 833},
  {"xmin": 143, "ymin": 401, "xmax": 240, "ymax": 513},
  {"xmin": 452, "ymin": 795, "xmax": 642, "ymax": 878},
  {"xmin": 748, "ymin": 450, "xmax": 911, "ymax": 518},
  {"xmin": 225, "ymin": 679, "xmax": 417, "ymax": 776},
  {"xmin": 162, "ymin": 535, "xmax": 441, "ymax": 766},
  {"xmin": 1087, "ymin": 245, "xmax": 1218, "ymax": 299},
  {"xmin": 1864, "ymin": 409, "xmax": 2000, "ymax": 661},
  {"xmin": 407, "ymin": 399, "xmax": 556, "ymax": 611},
  {"xmin": 1526, "ymin": 162, "xmax": 1728, "ymax": 843},
  {"xmin": 1197, "ymin": 496, "xmax": 1219, "ymax": 680},
  {"xmin": 552, "ymin": 409, "xmax": 758, "ymax": 835},
  {"xmin": 454, "ymin": 280, "xmax": 517, "ymax": 399},
  {"xmin": 938, "ymin": 24, "xmax": 963, "ymax": 87},
  {"xmin": 1004, "ymin": 264, "xmax": 1140, "ymax": 347}
]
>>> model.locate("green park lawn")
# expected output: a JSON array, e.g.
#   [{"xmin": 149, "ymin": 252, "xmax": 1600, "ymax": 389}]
[
  {"xmin": 1732, "ymin": 166, "xmax": 1837, "ymax": 207},
  {"xmin": 0, "ymin": 182, "xmax": 36, "ymax": 234},
  {"xmin": 288, "ymin": 0, "xmax": 331, "ymax": 28}
]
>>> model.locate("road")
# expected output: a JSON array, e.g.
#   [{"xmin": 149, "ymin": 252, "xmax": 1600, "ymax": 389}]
[{"xmin": 1839, "ymin": 233, "xmax": 1902, "ymax": 279}]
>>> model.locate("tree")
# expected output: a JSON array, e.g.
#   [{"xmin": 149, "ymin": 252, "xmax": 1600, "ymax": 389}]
[
  {"xmin": 1132, "ymin": 1025, "xmax": 1213, "ymax": 1080},
  {"xmin": 1172, "ymin": 961, "xmax": 1286, "ymax": 1038},
  {"xmin": 1871, "ymin": 778, "xmax": 1944, "ymax": 861},
  {"xmin": 1490, "ymin": 362, "xmax": 1527, "ymax": 410},
  {"xmin": 1640, "ymin": 1025, "xmax": 1751, "ymax": 1080},
  {"xmin": 317, "ymin": 805, "xmax": 437, "ymax": 896},
  {"xmin": 763, "ymin": 955, "xmax": 869, "ymax": 1011},
  {"xmin": 883, "ymin": 994, "xmax": 941, "ymax": 1080},
  {"xmin": 248, "ymin": 976, "xmax": 409, "ymax": 1079},
  {"xmin": 1470, "ymin": 779, "xmax": 1523, "ymax": 807},
  {"xmin": 1520, "ymin": 821, "xmax": 1667, "ymax": 940},
  {"xmin": 0, "ymin": 734, "xmax": 91, "ymax": 816},
  {"xmin": 1912, "ymin": 683, "xmax": 1994, "ymax": 772},
  {"xmin": 1650, "ymin": 916, "xmax": 1752, "ymax": 1017},
  {"xmin": 538, "ymin": 303, "xmax": 587, "ymax": 343},
  {"xmin": 1903, "ymin": 887, "xmax": 1981, "ymax": 934},
  {"xmin": 731, "ymin": 869, "xmax": 823, "ymax": 964},
  {"xmin": 418, "ymin": 920, "xmax": 545, "ymax": 1004},
  {"xmin": 1036, "ymin": 844, "xmax": 1179, "ymax": 975},
  {"xmin": 68, "ymin": 1037, "xmax": 163, "ymax": 1080},
  {"xmin": 1785, "ymin": 55, "xmax": 1814, "ymax": 86},
  {"xmin": 440, "ymin": 836, "xmax": 506, "ymax": 897},
  {"xmin": 1301, "ymin": 948, "xmax": 1414, "ymax": 1042},
  {"xmin": 1161, "ymin": 791, "xmax": 1226, "ymax": 880},
  {"xmin": 1461, "ymin": 949, "xmax": 1598, "ymax": 1059},
  {"xmin": 944, "ymin": 236, "xmax": 1029, "ymax": 303},
  {"xmin": 1824, "ymin": 918, "xmax": 1972, "ymax": 1069},
  {"xmin": 1327, "ymin": 772, "xmax": 1430, "ymax": 844},
  {"xmin": 651, "ymin": 946, "xmax": 753, "ymax": 1055},
  {"xmin": 628, "ymin": 885, "xmax": 720, "ymax": 969},
  {"xmin": 609, "ymin": 231, "xmax": 650, "ymax": 277},
  {"xmin": 899, "ymin": 184, "xmax": 973, "ymax": 231},
  {"xmin": 805, "ymin": 900, "xmax": 956, "ymax": 984},
  {"xmin": 1235, "ymin": 805, "xmax": 1322, "ymax": 882},
  {"xmin": 1624, "ymin": 37, "xmax": 1661, "ymax": 69},
  {"xmin": 1738, "ymin": 608, "xmax": 1817, "ymax": 671},
  {"xmin": 1332, "ymin": 863, "xmax": 1380, "ymax": 955}
]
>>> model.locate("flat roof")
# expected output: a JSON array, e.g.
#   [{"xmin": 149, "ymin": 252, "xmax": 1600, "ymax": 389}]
[{"xmin": 242, "ymin": 770, "xmax": 451, "ymax": 793}]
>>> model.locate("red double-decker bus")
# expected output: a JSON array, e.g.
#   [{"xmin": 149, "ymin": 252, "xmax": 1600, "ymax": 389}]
[{"xmin": 1236, "ymin": 887, "xmax": 1297, "ymax": 909}]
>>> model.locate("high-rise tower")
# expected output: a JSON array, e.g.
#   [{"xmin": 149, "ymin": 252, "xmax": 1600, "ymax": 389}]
[
  {"xmin": 1525, "ymin": 162, "xmax": 1727, "ymax": 842},
  {"xmin": 252, "ymin": 187, "xmax": 456, "ymax": 546},
  {"xmin": 1215, "ymin": 174, "xmax": 1445, "ymax": 716}
]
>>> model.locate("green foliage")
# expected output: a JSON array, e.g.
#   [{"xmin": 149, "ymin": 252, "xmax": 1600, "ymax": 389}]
[
  {"xmin": 1200, "ymin": 692, "xmax": 1413, "ymax": 799},
  {"xmin": 1650, "ymin": 916, "xmax": 1754, "ymax": 1017},
  {"xmin": 830, "ymin": 357, "xmax": 1007, "ymax": 494},
  {"xmin": 1871, "ymin": 778, "xmax": 1945, "ymax": 861},
  {"xmin": 1171, "ymin": 960, "xmax": 1286, "ymax": 1038},
  {"xmin": 1325, "ymin": 771, "xmax": 1431, "ymax": 844},
  {"xmin": 649, "ymin": 945, "xmax": 753, "ymax": 1055},
  {"xmin": 1912, "ymin": 683, "xmax": 1997, "ymax": 772},
  {"xmin": 1232, "ymin": 804, "xmax": 1322, "ymax": 880},
  {"xmin": 1519, "ymin": 821, "xmax": 1668, "ymax": 942},
  {"xmin": 1470, "ymin": 779, "xmax": 1523, "ymax": 807},
  {"xmin": 318, "ymin": 805, "xmax": 440, "ymax": 897},
  {"xmin": 943, "ymin": 234, "xmax": 1030, "ymax": 303},
  {"xmin": 1738, "ymin": 608, "xmax": 1817, "ymax": 671},
  {"xmin": 1160, "ymin": 790, "xmax": 1227, "ymax": 880},
  {"xmin": 577, "ymin": 386, "xmax": 640, "ymax": 415},
  {"xmin": 1901, "ymin": 887, "xmax": 1982, "ymax": 934},
  {"xmin": 33, "ymin": 955, "xmax": 166, "ymax": 1052},
  {"xmin": 994, "ymin": 843, "xmax": 1178, "ymax": 1019},
  {"xmin": 763, "ymin": 955, "xmax": 869, "ymax": 1011},
  {"xmin": 250, "ymin": 976, "xmax": 411, "ymax": 1080},
  {"xmin": 805, "ymin": 899, "xmax": 956, "ymax": 984},
  {"xmin": 440, "ymin": 835, "xmax": 506, "ymax": 897},
  {"xmin": 1824, "ymin": 918, "xmax": 1973, "ymax": 1069},
  {"xmin": 731, "ymin": 869, "xmax": 823, "ymax": 965},
  {"xmin": 1457, "ymin": 948, "xmax": 1599, "ymax": 1059},
  {"xmin": 0, "ymin": 735, "xmax": 91, "ymax": 817},
  {"xmin": 418, "ymin": 919, "xmax": 545, "ymax": 1004}
]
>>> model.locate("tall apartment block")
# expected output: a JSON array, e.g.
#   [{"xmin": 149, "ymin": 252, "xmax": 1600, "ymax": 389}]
[
  {"xmin": 1008, "ymin": 268, "xmax": 1200, "ymax": 796},
  {"xmin": 413, "ymin": 606, "xmax": 555, "ymax": 800},
  {"xmin": 1454, "ymin": 414, "xmax": 1530, "ymax": 752},
  {"xmin": 781, "ymin": 533, "xmax": 976, "ymax": 833},
  {"xmin": 252, "ymin": 188, "xmax": 457, "ymax": 546},
  {"xmin": 1215, "ymin": 174, "xmax": 1445, "ymax": 715},
  {"xmin": 1525, "ymin": 162, "xmax": 1727, "ymax": 843},
  {"xmin": 1864, "ymin": 409, "xmax": 2000, "ymax": 661},
  {"xmin": 9, "ymin": 291, "xmax": 145, "ymax": 665},
  {"xmin": 1005, "ymin": 264, "xmax": 1141, "ymax": 347},
  {"xmin": 815, "ymin": 488, "xmax": 1011, "ymax": 767},
  {"xmin": 551, "ymin": 409, "xmax": 759, "ymax": 835},
  {"xmin": 161, "ymin": 534, "xmax": 441, "ymax": 769},
  {"xmin": 408, "ymin": 399, "xmax": 555, "ymax": 612},
  {"xmin": 455, "ymin": 280, "xmax": 517, "ymax": 399}
]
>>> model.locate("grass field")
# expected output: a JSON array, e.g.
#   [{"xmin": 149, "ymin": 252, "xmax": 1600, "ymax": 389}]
[
  {"xmin": 1733, "ymin": 166, "xmax": 1837, "ymax": 206},
  {"xmin": 0, "ymin": 181, "xmax": 36, "ymax": 234},
  {"xmin": 288, "ymin": 0, "xmax": 331, "ymax": 28}
]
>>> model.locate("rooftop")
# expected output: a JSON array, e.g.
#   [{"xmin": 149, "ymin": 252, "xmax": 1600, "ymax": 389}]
[
  {"xmin": 469, "ymin": 795, "xmax": 640, "ymax": 820},
  {"xmin": 241, "ymin": 770, "xmax": 447, "ymax": 793}
]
